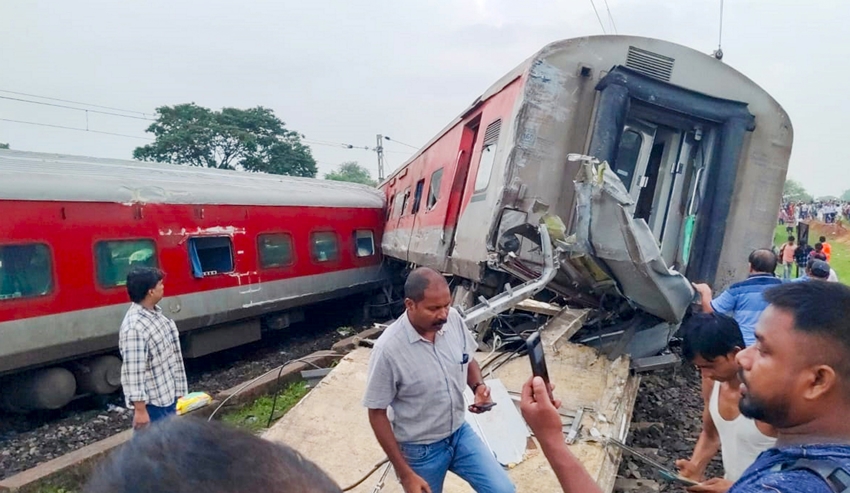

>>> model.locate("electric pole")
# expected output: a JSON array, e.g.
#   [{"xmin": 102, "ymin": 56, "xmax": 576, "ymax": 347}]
[{"xmin": 376, "ymin": 134, "xmax": 385, "ymax": 181}]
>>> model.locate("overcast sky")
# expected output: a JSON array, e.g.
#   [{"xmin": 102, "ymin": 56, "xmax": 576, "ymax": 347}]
[{"xmin": 1, "ymin": 1, "xmax": 847, "ymax": 197}]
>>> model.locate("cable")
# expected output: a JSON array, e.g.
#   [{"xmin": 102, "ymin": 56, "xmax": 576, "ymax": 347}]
[
  {"xmin": 0, "ymin": 88, "xmax": 152, "ymax": 116},
  {"xmin": 383, "ymin": 136, "xmax": 418, "ymax": 150},
  {"xmin": 0, "ymin": 95, "xmax": 155, "ymax": 121},
  {"xmin": 0, "ymin": 117, "xmax": 152, "ymax": 140},
  {"xmin": 718, "ymin": 0, "xmax": 724, "ymax": 50},
  {"xmin": 206, "ymin": 357, "xmax": 323, "ymax": 422},
  {"xmin": 602, "ymin": 0, "xmax": 618, "ymax": 34},
  {"xmin": 588, "ymin": 0, "xmax": 607, "ymax": 34},
  {"xmin": 341, "ymin": 458, "xmax": 390, "ymax": 492}
]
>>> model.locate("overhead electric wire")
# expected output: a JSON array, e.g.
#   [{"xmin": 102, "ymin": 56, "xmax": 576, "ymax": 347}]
[
  {"xmin": 602, "ymin": 0, "xmax": 618, "ymax": 34},
  {"xmin": 0, "ymin": 88, "xmax": 152, "ymax": 116},
  {"xmin": 0, "ymin": 95, "xmax": 155, "ymax": 121},
  {"xmin": 0, "ymin": 117, "xmax": 152, "ymax": 140},
  {"xmin": 588, "ymin": 0, "xmax": 607, "ymax": 34},
  {"xmin": 383, "ymin": 136, "xmax": 418, "ymax": 150}
]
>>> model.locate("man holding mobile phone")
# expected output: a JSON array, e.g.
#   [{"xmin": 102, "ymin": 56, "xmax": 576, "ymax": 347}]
[{"xmin": 363, "ymin": 267, "xmax": 514, "ymax": 493}]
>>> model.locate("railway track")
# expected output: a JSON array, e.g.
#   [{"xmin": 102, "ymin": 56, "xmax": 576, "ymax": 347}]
[{"xmin": 0, "ymin": 302, "xmax": 371, "ymax": 480}]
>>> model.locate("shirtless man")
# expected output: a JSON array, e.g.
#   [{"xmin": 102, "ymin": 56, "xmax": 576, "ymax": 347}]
[{"xmin": 676, "ymin": 313, "xmax": 776, "ymax": 492}]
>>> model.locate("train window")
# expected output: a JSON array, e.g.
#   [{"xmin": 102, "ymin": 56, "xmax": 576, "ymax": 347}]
[
  {"xmin": 95, "ymin": 239, "xmax": 157, "ymax": 288},
  {"xmin": 613, "ymin": 130, "xmax": 643, "ymax": 190},
  {"xmin": 427, "ymin": 168, "xmax": 443, "ymax": 210},
  {"xmin": 311, "ymin": 232, "xmax": 339, "ymax": 262},
  {"xmin": 386, "ymin": 193, "xmax": 395, "ymax": 220},
  {"xmin": 188, "ymin": 237, "xmax": 234, "ymax": 277},
  {"xmin": 354, "ymin": 230, "xmax": 375, "ymax": 257},
  {"xmin": 258, "ymin": 233, "xmax": 294, "ymax": 269},
  {"xmin": 412, "ymin": 179, "xmax": 425, "ymax": 214},
  {"xmin": 474, "ymin": 119, "xmax": 502, "ymax": 192},
  {"xmin": 0, "ymin": 244, "xmax": 52, "ymax": 300},
  {"xmin": 399, "ymin": 187, "xmax": 411, "ymax": 216}
]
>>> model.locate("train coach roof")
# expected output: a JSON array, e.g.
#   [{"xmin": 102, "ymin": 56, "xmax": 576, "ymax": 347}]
[{"xmin": 0, "ymin": 150, "xmax": 385, "ymax": 208}]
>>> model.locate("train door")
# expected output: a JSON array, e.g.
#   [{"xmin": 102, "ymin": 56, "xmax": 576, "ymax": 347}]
[
  {"xmin": 611, "ymin": 120, "xmax": 656, "ymax": 205},
  {"xmin": 441, "ymin": 119, "xmax": 480, "ymax": 256}
]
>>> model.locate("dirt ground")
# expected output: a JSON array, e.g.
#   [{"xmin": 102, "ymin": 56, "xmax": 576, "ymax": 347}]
[{"xmin": 615, "ymin": 350, "xmax": 723, "ymax": 492}]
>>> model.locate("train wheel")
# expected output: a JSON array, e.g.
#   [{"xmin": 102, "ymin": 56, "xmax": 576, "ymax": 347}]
[
  {"xmin": 73, "ymin": 355, "xmax": 122, "ymax": 395},
  {"xmin": 0, "ymin": 367, "xmax": 77, "ymax": 412}
]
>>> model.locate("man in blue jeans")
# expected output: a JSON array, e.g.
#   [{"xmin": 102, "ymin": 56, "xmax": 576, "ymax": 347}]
[
  {"xmin": 119, "ymin": 267, "xmax": 188, "ymax": 430},
  {"xmin": 363, "ymin": 267, "xmax": 515, "ymax": 493}
]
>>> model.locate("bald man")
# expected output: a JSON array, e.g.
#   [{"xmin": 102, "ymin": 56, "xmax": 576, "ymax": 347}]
[
  {"xmin": 363, "ymin": 267, "xmax": 515, "ymax": 493},
  {"xmin": 693, "ymin": 249, "xmax": 782, "ymax": 346}
]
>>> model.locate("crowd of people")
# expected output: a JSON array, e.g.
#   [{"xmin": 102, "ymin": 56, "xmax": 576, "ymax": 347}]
[
  {"xmin": 87, "ymin": 247, "xmax": 850, "ymax": 493},
  {"xmin": 780, "ymin": 200, "xmax": 850, "ymax": 226}
]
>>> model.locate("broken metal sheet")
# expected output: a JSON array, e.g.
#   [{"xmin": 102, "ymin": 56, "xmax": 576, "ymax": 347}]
[
  {"xmin": 462, "ymin": 378, "xmax": 528, "ymax": 467},
  {"xmin": 573, "ymin": 162, "xmax": 694, "ymax": 324}
]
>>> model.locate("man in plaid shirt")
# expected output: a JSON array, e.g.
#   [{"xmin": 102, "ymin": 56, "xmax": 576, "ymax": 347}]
[{"xmin": 119, "ymin": 267, "xmax": 187, "ymax": 429}]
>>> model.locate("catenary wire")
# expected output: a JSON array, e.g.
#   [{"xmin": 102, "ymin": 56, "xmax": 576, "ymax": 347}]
[
  {"xmin": 0, "ymin": 117, "xmax": 153, "ymax": 140},
  {"xmin": 0, "ymin": 88, "xmax": 152, "ymax": 116},
  {"xmin": 588, "ymin": 0, "xmax": 607, "ymax": 33},
  {"xmin": 0, "ymin": 95, "xmax": 155, "ymax": 121},
  {"xmin": 602, "ymin": 0, "xmax": 618, "ymax": 34}
]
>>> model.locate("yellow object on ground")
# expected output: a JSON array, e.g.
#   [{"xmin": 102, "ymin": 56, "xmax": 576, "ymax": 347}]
[{"xmin": 177, "ymin": 392, "xmax": 212, "ymax": 415}]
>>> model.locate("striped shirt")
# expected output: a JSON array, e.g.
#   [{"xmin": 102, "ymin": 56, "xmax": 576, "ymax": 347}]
[
  {"xmin": 362, "ymin": 307, "xmax": 477, "ymax": 444},
  {"xmin": 711, "ymin": 274, "xmax": 783, "ymax": 347},
  {"xmin": 119, "ymin": 303, "xmax": 188, "ymax": 408}
]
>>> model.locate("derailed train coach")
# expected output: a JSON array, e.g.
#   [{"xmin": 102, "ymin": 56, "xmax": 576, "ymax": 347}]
[
  {"xmin": 0, "ymin": 150, "xmax": 387, "ymax": 411},
  {"xmin": 381, "ymin": 36, "xmax": 792, "ymax": 354}
]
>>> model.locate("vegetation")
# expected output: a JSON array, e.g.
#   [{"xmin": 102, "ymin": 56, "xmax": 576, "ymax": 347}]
[
  {"xmin": 324, "ymin": 161, "xmax": 377, "ymax": 187},
  {"xmin": 773, "ymin": 223, "xmax": 850, "ymax": 284},
  {"xmin": 221, "ymin": 381, "xmax": 310, "ymax": 433},
  {"xmin": 133, "ymin": 103, "xmax": 317, "ymax": 177},
  {"xmin": 0, "ymin": 143, "xmax": 9, "ymax": 149},
  {"xmin": 783, "ymin": 178, "xmax": 813, "ymax": 202}
]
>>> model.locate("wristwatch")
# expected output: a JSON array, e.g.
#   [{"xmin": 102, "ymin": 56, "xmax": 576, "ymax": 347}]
[{"xmin": 471, "ymin": 382, "xmax": 485, "ymax": 393}]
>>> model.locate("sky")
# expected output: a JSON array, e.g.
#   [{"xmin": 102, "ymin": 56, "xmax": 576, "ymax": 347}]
[{"xmin": 1, "ymin": 1, "xmax": 848, "ymax": 197}]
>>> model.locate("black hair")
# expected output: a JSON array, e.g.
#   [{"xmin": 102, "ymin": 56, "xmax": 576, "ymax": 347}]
[
  {"xmin": 404, "ymin": 267, "xmax": 445, "ymax": 302},
  {"xmin": 820, "ymin": 236, "xmax": 827, "ymax": 243},
  {"xmin": 126, "ymin": 267, "xmax": 164, "ymax": 303},
  {"xmin": 749, "ymin": 248, "xmax": 778, "ymax": 274},
  {"xmin": 788, "ymin": 235, "xmax": 795, "ymax": 242},
  {"xmin": 84, "ymin": 418, "xmax": 342, "ymax": 493},
  {"xmin": 764, "ymin": 283, "xmax": 850, "ymax": 375},
  {"xmin": 815, "ymin": 242, "xmax": 824, "ymax": 252},
  {"xmin": 680, "ymin": 312, "xmax": 745, "ymax": 362}
]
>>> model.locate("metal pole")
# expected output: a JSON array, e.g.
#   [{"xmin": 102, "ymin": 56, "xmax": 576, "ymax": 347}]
[{"xmin": 376, "ymin": 134, "xmax": 385, "ymax": 181}]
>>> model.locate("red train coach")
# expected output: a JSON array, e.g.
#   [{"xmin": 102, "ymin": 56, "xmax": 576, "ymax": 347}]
[
  {"xmin": 380, "ymin": 35, "xmax": 792, "ymax": 356},
  {"xmin": 0, "ymin": 149, "xmax": 386, "ymax": 410}
]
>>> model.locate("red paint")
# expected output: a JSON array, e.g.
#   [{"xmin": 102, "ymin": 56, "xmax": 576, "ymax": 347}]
[
  {"xmin": 381, "ymin": 77, "xmax": 523, "ymax": 237},
  {"xmin": 0, "ymin": 200, "xmax": 383, "ymax": 323}
]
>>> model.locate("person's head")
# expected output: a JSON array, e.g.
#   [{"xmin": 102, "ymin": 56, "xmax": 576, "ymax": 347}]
[
  {"xmin": 820, "ymin": 236, "xmax": 827, "ymax": 243},
  {"xmin": 84, "ymin": 418, "xmax": 342, "ymax": 493},
  {"xmin": 681, "ymin": 313, "xmax": 744, "ymax": 382},
  {"xmin": 748, "ymin": 248, "xmax": 777, "ymax": 275},
  {"xmin": 126, "ymin": 267, "xmax": 165, "ymax": 304},
  {"xmin": 815, "ymin": 242, "xmax": 824, "ymax": 252},
  {"xmin": 810, "ymin": 260, "xmax": 831, "ymax": 280},
  {"xmin": 404, "ymin": 267, "xmax": 451, "ymax": 333},
  {"xmin": 788, "ymin": 235, "xmax": 796, "ymax": 244},
  {"xmin": 737, "ymin": 282, "xmax": 850, "ymax": 429}
]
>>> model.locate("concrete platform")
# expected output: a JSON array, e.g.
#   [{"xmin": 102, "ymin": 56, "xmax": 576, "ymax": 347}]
[{"xmin": 263, "ymin": 320, "xmax": 639, "ymax": 493}]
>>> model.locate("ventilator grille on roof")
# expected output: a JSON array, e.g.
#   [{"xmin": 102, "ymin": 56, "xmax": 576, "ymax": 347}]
[{"xmin": 625, "ymin": 46, "xmax": 675, "ymax": 82}]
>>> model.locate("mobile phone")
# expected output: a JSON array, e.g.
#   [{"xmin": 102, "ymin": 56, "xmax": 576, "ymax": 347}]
[
  {"xmin": 526, "ymin": 332, "xmax": 550, "ymax": 384},
  {"xmin": 469, "ymin": 402, "xmax": 497, "ymax": 412}
]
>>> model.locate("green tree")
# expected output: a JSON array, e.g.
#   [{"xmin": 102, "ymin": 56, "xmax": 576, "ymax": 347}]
[
  {"xmin": 133, "ymin": 103, "xmax": 317, "ymax": 177},
  {"xmin": 783, "ymin": 179, "xmax": 812, "ymax": 202},
  {"xmin": 324, "ymin": 161, "xmax": 377, "ymax": 187},
  {"xmin": 0, "ymin": 143, "xmax": 9, "ymax": 149}
]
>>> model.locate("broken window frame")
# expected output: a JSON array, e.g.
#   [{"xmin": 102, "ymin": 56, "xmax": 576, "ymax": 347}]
[
  {"xmin": 353, "ymin": 230, "xmax": 376, "ymax": 257},
  {"xmin": 188, "ymin": 236, "xmax": 235, "ymax": 278},
  {"xmin": 427, "ymin": 168, "xmax": 443, "ymax": 210}
]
